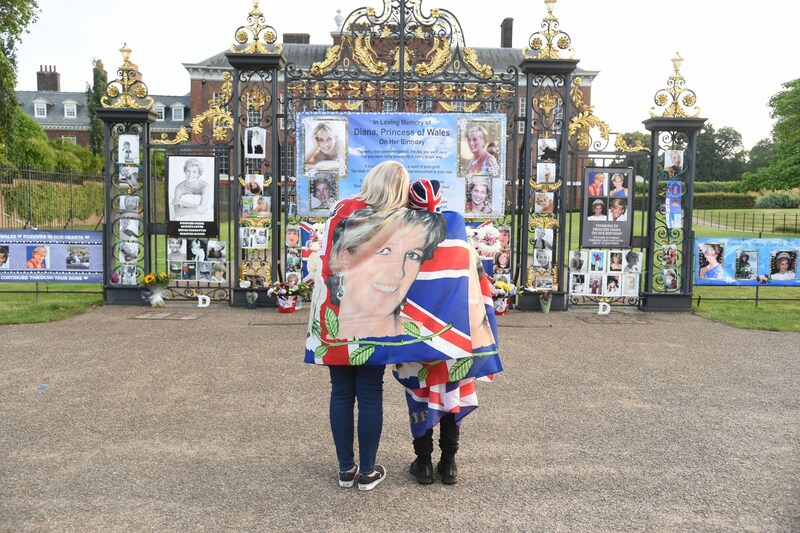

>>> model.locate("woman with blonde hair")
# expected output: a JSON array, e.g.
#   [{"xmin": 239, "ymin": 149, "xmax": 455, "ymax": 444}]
[
  {"xmin": 304, "ymin": 122, "xmax": 345, "ymax": 169},
  {"xmin": 306, "ymin": 159, "xmax": 411, "ymax": 492},
  {"xmin": 26, "ymin": 246, "xmax": 47, "ymax": 269},
  {"xmin": 463, "ymin": 124, "xmax": 499, "ymax": 176}
]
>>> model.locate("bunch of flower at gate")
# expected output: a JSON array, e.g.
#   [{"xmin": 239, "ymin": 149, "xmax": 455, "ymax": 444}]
[
  {"xmin": 267, "ymin": 278, "xmax": 311, "ymax": 299},
  {"xmin": 143, "ymin": 271, "xmax": 170, "ymax": 288},
  {"xmin": 491, "ymin": 279, "xmax": 517, "ymax": 300}
]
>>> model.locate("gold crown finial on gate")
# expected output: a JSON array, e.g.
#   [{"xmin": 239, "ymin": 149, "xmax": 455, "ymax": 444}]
[
  {"xmin": 522, "ymin": 0, "xmax": 575, "ymax": 59},
  {"xmin": 230, "ymin": 0, "xmax": 283, "ymax": 54},
  {"xmin": 650, "ymin": 52, "xmax": 700, "ymax": 118},
  {"xmin": 100, "ymin": 43, "xmax": 154, "ymax": 109}
]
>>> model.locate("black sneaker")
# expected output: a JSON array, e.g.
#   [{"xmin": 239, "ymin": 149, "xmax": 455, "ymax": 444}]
[
  {"xmin": 410, "ymin": 459, "xmax": 434, "ymax": 484},
  {"xmin": 437, "ymin": 460, "xmax": 458, "ymax": 485},
  {"xmin": 357, "ymin": 465, "xmax": 387, "ymax": 491},
  {"xmin": 338, "ymin": 464, "xmax": 359, "ymax": 488}
]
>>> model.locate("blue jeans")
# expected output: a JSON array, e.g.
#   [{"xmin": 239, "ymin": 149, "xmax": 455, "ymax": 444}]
[{"xmin": 329, "ymin": 365, "xmax": 385, "ymax": 474}]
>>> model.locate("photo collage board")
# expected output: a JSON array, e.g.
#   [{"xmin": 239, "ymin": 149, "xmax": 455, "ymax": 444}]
[
  {"xmin": 114, "ymin": 134, "xmax": 144, "ymax": 285},
  {"xmin": 529, "ymin": 136, "xmax": 560, "ymax": 289},
  {"xmin": 238, "ymin": 129, "xmax": 272, "ymax": 288},
  {"xmin": 663, "ymin": 149, "xmax": 685, "ymax": 230},
  {"xmin": 568, "ymin": 249, "xmax": 642, "ymax": 298},
  {"xmin": 695, "ymin": 237, "xmax": 800, "ymax": 286},
  {"xmin": 166, "ymin": 238, "xmax": 229, "ymax": 283},
  {"xmin": 580, "ymin": 167, "xmax": 634, "ymax": 249}
]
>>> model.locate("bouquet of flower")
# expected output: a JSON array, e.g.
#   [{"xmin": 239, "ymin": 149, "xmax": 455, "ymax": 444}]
[
  {"xmin": 267, "ymin": 279, "xmax": 312, "ymax": 299},
  {"xmin": 143, "ymin": 271, "xmax": 170, "ymax": 288},
  {"xmin": 491, "ymin": 279, "xmax": 517, "ymax": 299},
  {"xmin": 473, "ymin": 223, "xmax": 502, "ymax": 257}
]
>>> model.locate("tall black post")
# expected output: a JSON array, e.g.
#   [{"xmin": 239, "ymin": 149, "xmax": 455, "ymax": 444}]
[
  {"xmin": 640, "ymin": 54, "xmax": 706, "ymax": 311},
  {"xmin": 226, "ymin": 3, "xmax": 285, "ymax": 306},
  {"xmin": 98, "ymin": 44, "xmax": 157, "ymax": 305},
  {"xmin": 516, "ymin": 1, "xmax": 578, "ymax": 311}
]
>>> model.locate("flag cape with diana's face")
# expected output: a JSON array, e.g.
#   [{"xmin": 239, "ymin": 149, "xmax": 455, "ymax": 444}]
[{"xmin": 305, "ymin": 210, "xmax": 502, "ymax": 387}]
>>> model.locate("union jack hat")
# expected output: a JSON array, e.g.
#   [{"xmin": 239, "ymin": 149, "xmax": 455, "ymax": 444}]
[{"xmin": 409, "ymin": 179, "xmax": 442, "ymax": 213}]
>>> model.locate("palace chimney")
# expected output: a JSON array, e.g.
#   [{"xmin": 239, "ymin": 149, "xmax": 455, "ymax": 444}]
[
  {"xmin": 37, "ymin": 65, "xmax": 60, "ymax": 92},
  {"xmin": 500, "ymin": 18, "xmax": 513, "ymax": 48}
]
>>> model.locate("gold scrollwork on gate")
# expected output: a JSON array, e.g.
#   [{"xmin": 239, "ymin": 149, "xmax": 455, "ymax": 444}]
[
  {"xmin": 568, "ymin": 77, "xmax": 609, "ymax": 147},
  {"xmin": 355, "ymin": 35, "xmax": 389, "ymax": 75},
  {"xmin": 190, "ymin": 72, "xmax": 234, "ymax": 142},
  {"xmin": 650, "ymin": 52, "xmax": 700, "ymax": 118},
  {"xmin": 151, "ymin": 126, "xmax": 189, "ymax": 146},
  {"xmin": 101, "ymin": 43, "xmax": 154, "ymax": 110},
  {"xmin": 311, "ymin": 44, "xmax": 343, "ymax": 76},
  {"xmin": 416, "ymin": 37, "xmax": 452, "ymax": 76},
  {"xmin": 242, "ymin": 86, "xmax": 269, "ymax": 112},
  {"xmin": 462, "ymin": 48, "xmax": 492, "ymax": 79},
  {"xmin": 530, "ymin": 180, "xmax": 561, "ymax": 192},
  {"xmin": 534, "ymin": 89, "xmax": 558, "ymax": 119},
  {"xmin": 230, "ymin": 0, "xmax": 283, "ymax": 55},
  {"xmin": 530, "ymin": 216, "xmax": 560, "ymax": 229},
  {"xmin": 614, "ymin": 136, "xmax": 649, "ymax": 152}
]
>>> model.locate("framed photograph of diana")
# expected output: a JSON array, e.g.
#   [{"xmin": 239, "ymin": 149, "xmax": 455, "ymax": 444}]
[
  {"xmin": 458, "ymin": 117, "xmax": 502, "ymax": 177},
  {"xmin": 302, "ymin": 116, "xmax": 348, "ymax": 178},
  {"xmin": 166, "ymin": 156, "xmax": 217, "ymax": 236}
]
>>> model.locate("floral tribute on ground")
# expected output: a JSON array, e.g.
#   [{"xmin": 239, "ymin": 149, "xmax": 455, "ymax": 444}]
[{"xmin": 143, "ymin": 271, "xmax": 170, "ymax": 307}]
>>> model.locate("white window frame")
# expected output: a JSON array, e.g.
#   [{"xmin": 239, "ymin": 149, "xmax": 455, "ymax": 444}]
[
  {"xmin": 382, "ymin": 100, "xmax": 398, "ymax": 113},
  {"xmin": 246, "ymin": 95, "xmax": 260, "ymax": 127},
  {"xmin": 171, "ymin": 105, "xmax": 184, "ymax": 121},
  {"xmin": 153, "ymin": 104, "xmax": 165, "ymax": 122},
  {"xmin": 34, "ymin": 102, "xmax": 47, "ymax": 118},
  {"xmin": 64, "ymin": 103, "xmax": 77, "ymax": 119},
  {"xmin": 416, "ymin": 98, "xmax": 433, "ymax": 113},
  {"xmin": 518, "ymin": 97, "xmax": 527, "ymax": 134},
  {"xmin": 61, "ymin": 135, "xmax": 77, "ymax": 144}
]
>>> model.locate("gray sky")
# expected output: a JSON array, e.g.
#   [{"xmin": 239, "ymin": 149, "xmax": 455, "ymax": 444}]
[{"xmin": 15, "ymin": 0, "xmax": 800, "ymax": 149}]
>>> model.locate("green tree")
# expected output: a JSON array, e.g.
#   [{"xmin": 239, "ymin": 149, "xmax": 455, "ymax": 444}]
[
  {"xmin": 740, "ymin": 78, "xmax": 800, "ymax": 191},
  {"xmin": 50, "ymin": 138, "xmax": 102, "ymax": 173},
  {"xmin": 7, "ymin": 106, "xmax": 56, "ymax": 169},
  {"xmin": 696, "ymin": 124, "xmax": 746, "ymax": 181},
  {"xmin": 85, "ymin": 58, "xmax": 107, "ymax": 156},
  {"xmin": 0, "ymin": 0, "xmax": 40, "ymax": 156},
  {"xmin": 612, "ymin": 131, "xmax": 651, "ymax": 179},
  {"xmin": 744, "ymin": 137, "xmax": 776, "ymax": 174}
]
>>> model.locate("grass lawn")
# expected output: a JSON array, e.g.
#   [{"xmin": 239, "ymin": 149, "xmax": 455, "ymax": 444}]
[
  {"xmin": 692, "ymin": 285, "xmax": 800, "ymax": 332},
  {"xmin": 0, "ymin": 284, "xmax": 104, "ymax": 325}
]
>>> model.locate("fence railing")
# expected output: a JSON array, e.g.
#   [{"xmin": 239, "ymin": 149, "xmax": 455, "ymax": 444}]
[
  {"xmin": 0, "ymin": 165, "xmax": 105, "ymax": 230},
  {"xmin": 693, "ymin": 209, "xmax": 800, "ymax": 235}
]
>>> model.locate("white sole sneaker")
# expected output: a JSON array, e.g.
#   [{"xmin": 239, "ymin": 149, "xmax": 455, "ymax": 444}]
[
  {"xmin": 357, "ymin": 465, "xmax": 387, "ymax": 491},
  {"xmin": 338, "ymin": 465, "xmax": 359, "ymax": 488}
]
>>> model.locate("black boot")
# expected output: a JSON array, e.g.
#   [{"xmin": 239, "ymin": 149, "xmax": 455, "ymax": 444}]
[
  {"xmin": 437, "ymin": 414, "xmax": 460, "ymax": 484},
  {"xmin": 410, "ymin": 429, "xmax": 434, "ymax": 484}
]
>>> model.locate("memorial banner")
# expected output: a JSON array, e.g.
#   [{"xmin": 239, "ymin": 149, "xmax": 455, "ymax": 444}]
[
  {"xmin": 580, "ymin": 167, "xmax": 634, "ymax": 248},
  {"xmin": 695, "ymin": 237, "xmax": 800, "ymax": 286},
  {"xmin": 0, "ymin": 230, "xmax": 103, "ymax": 283},
  {"xmin": 296, "ymin": 112, "xmax": 507, "ymax": 218}
]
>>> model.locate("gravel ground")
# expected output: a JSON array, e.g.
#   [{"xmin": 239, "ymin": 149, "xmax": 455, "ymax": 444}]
[{"xmin": 1, "ymin": 306, "xmax": 798, "ymax": 532}]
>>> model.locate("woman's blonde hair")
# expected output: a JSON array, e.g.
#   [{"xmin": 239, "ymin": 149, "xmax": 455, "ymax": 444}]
[
  {"xmin": 355, "ymin": 160, "xmax": 409, "ymax": 210},
  {"xmin": 465, "ymin": 124, "xmax": 488, "ymax": 142}
]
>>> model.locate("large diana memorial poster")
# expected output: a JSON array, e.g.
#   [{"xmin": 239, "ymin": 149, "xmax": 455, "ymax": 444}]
[
  {"xmin": 695, "ymin": 237, "xmax": 800, "ymax": 286},
  {"xmin": 0, "ymin": 230, "xmax": 103, "ymax": 283},
  {"xmin": 296, "ymin": 112, "xmax": 507, "ymax": 218}
]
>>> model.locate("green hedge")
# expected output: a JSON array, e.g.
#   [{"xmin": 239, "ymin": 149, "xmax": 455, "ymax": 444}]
[
  {"xmin": 693, "ymin": 192, "xmax": 757, "ymax": 209},
  {"xmin": 1, "ymin": 180, "xmax": 104, "ymax": 225},
  {"xmin": 694, "ymin": 181, "xmax": 741, "ymax": 193},
  {"xmin": 755, "ymin": 191, "xmax": 800, "ymax": 209}
]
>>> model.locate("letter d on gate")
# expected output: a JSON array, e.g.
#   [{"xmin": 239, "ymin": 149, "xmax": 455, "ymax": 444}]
[
  {"xmin": 197, "ymin": 295, "xmax": 210, "ymax": 308},
  {"xmin": 598, "ymin": 302, "xmax": 611, "ymax": 315}
]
